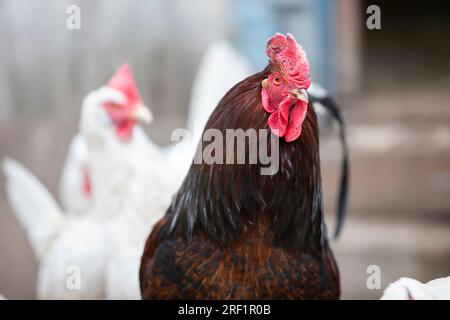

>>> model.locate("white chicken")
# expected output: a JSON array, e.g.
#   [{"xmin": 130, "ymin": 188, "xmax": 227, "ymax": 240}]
[
  {"xmin": 3, "ymin": 65, "xmax": 156, "ymax": 299},
  {"xmin": 59, "ymin": 65, "xmax": 154, "ymax": 219},
  {"xmin": 381, "ymin": 276, "xmax": 450, "ymax": 300}
]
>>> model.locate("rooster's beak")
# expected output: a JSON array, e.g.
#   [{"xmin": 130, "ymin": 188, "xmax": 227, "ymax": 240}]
[
  {"xmin": 292, "ymin": 88, "xmax": 309, "ymax": 103},
  {"xmin": 131, "ymin": 104, "xmax": 153, "ymax": 123}
]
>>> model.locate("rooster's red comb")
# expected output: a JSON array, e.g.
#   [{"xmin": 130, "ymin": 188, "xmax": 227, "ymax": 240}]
[
  {"xmin": 107, "ymin": 64, "xmax": 141, "ymax": 105},
  {"xmin": 266, "ymin": 33, "xmax": 311, "ymax": 88}
]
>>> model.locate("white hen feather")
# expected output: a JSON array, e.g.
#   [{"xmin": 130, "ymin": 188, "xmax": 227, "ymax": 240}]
[
  {"xmin": 59, "ymin": 134, "xmax": 91, "ymax": 215},
  {"xmin": 3, "ymin": 158, "xmax": 65, "ymax": 260},
  {"xmin": 381, "ymin": 276, "xmax": 450, "ymax": 300}
]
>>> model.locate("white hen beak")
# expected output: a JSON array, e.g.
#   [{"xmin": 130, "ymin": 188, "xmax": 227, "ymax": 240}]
[{"xmin": 131, "ymin": 104, "xmax": 153, "ymax": 123}]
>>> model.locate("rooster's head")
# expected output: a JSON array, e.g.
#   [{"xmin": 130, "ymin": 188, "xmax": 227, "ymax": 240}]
[{"xmin": 261, "ymin": 33, "xmax": 311, "ymax": 142}]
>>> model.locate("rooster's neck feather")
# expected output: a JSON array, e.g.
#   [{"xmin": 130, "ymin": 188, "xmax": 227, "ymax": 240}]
[{"xmin": 160, "ymin": 67, "xmax": 326, "ymax": 254}]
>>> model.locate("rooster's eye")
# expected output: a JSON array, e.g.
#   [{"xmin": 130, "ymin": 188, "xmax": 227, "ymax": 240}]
[{"xmin": 273, "ymin": 76, "xmax": 281, "ymax": 86}]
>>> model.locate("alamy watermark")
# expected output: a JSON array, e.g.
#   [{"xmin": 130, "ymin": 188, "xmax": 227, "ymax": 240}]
[
  {"xmin": 171, "ymin": 126, "xmax": 280, "ymax": 176},
  {"xmin": 66, "ymin": 265, "xmax": 81, "ymax": 290},
  {"xmin": 366, "ymin": 265, "xmax": 381, "ymax": 290},
  {"xmin": 366, "ymin": 5, "xmax": 381, "ymax": 30},
  {"xmin": 66, "ymin": 5, "xmax": 81, "ymax": 30}
]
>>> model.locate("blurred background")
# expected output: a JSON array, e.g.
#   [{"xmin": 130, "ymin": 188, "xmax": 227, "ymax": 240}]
[{"xmin": 0, "ymin": 0, "xmax": 449, "ymax": 299}]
